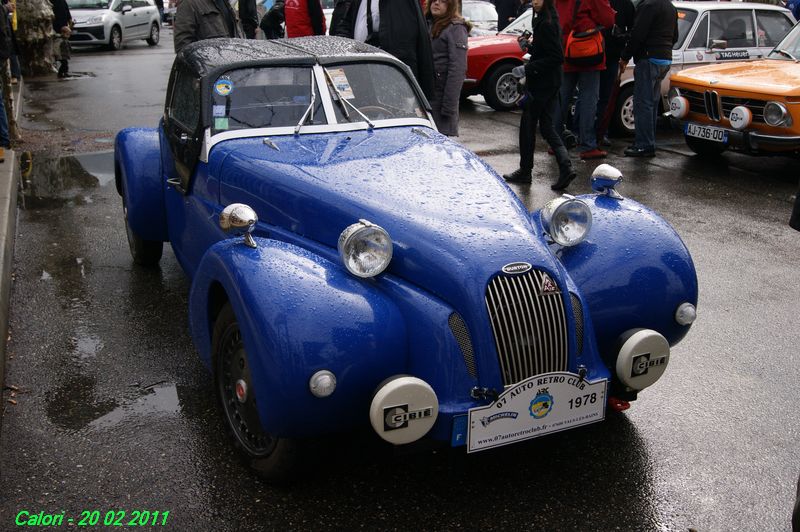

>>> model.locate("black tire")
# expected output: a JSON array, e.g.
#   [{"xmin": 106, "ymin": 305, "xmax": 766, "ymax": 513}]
[
  {"xmin": 146, "ymin": 22, "xmax": 160, "ymax": 46},
  {"xmin": 213, "ymin": 303, "xmax": 297, "ymax": 481},
  {"xmin": 108, "ymin": 25, "xmax": 122, "ymax": 51},
  {"xmin": 611, "ymin": 84, "xmax": 635, "ymax": 136},
  {"xmin": 482, "ymin": 63, "xmax": 520, "ymax": 111},
  {"xmin": 685, "ymin": 134, "xmax": 728, "ymax": 156},
  {"xmin": 122, "ymin": 194, "xmax": 163, "ymax": 267}
]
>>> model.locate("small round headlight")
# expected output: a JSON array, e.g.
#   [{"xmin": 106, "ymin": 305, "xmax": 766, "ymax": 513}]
[
  {"xmin": 338, "ymin": 219, "xmax": 393, "ymax": 278},
  {"xmin": 541, "ymin": 197, "xmax": 592, "ymax": 247},
  {"xmin": 309, "ymin": 370, "xmax": 337, "ymax": 398},
  {"xmin": 669, "ymin": 96, "xmax": 690, "ymax": 119},
  {"xmin": 728, "ymin": 106, "xmax": 752, "ymax": 131},
  {"xmin": 763, "ymin": 101, "xmax": 791, "ymax": 127},
  {"xmin": 675, "ymin": 302, "xmax": 697, "ymax": 326}
]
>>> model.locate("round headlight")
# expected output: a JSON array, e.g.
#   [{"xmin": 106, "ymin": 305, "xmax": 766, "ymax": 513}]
[
  {"xmin": 541, "ymin": 197, "xmax": 592, "ymax": 247},
  {"xmin": 728, "ymin": 106, "xmax": 752, "ymax": 131},
  {"xmin": 338, "ymin": 219, "xmax": 393, "ymax": 278},
  {"xmin": 763, "ymin": 101, "xmax": 790, "ymax": 127},
  {"xmin": 669, "ymin": 96, "xmax": 690, "ymax": 119}
]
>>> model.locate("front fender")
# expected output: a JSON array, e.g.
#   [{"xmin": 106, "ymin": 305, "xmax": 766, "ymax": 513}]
[
  {"xmin": 189, "ymin": 237, "xmax": 407, "ymax": 437},
  {"xmin": 115, "ymin": 127, "xmax": 168, "ymax": 241},
  {"xmin": 544, "ymin": 194, "xmax": 698, "ymax": 363}
]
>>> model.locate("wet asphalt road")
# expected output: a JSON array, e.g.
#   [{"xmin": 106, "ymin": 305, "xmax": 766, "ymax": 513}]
[{"xmin": 1, "ymin": 30, "xmax": 799, "ymax": 530}]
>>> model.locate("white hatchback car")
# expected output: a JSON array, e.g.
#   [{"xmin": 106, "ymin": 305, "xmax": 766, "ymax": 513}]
[
  {"xmin": 614, "ymin": 1, "xmax": 795, "ymax": 134},
  {"xmin": 69, "ymin": 0, "xmax": 162, "ymax": 51}
]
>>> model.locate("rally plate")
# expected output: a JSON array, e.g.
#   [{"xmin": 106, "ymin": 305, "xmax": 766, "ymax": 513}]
[{"xmin": 467, "ymin": 372, "xmax": 607, "ymax": 453}]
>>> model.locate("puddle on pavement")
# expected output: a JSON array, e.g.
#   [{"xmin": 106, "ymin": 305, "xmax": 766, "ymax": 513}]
[
  {"xmin": 45, "ymin": 377, "xmax": 181, "ymax": 432},
  {"xmin": 18, "ymin": 150, "xmax": 114, "ymax": 210}
]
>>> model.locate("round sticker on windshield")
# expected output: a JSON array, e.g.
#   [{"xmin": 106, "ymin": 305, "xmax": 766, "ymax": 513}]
[{"xmin": 214, "ymin": 78, "xmax": 233, "ymax": 96}]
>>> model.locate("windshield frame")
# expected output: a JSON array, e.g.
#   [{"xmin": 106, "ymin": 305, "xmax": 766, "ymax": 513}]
[{"xmin": 767, "ymin": 20, "xmax": 800, "ymax": 61}]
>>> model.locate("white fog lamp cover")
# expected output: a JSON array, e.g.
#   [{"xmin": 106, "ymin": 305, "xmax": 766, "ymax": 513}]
[
  {"xmin": 615, "ymin": 329, "xmax": 670, "ymax": 391},
  {"xmin": 669, "ymin": 96, "xmax": 690, "ymax": 119},
  {"xmin": 728, "ymin": 106, "xmax": 752, "ymax": 131},
  {"xmin": 370, "ymin": 376, "xmax": 439, "ymax": 445},
  {"xmin": 338, "ymin": 219, "xmax": 393, "ymax": 278},
  {"xmin": 541, "ymin": 196, "xmax": 592, "ymax": 247}
]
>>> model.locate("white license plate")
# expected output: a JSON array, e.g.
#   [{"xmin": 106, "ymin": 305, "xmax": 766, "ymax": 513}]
[
  {"xmin": 467, "ymin": 372, "xmax": 607, "ymax": 453},
  {"xmin": 685, "ymin": 123, "xmax": 728, "ymax": 143}
]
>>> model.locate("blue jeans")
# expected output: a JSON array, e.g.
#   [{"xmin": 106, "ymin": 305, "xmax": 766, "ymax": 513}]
[
  {"xmin": 561, "ymin": 70, "xmax": 601, "ymax": 152},
  {"xmin": 0, "ymin": 82, "xmax": 9, "ymax": 148},
  {"xmin": 633, "ymin": 60, "xmax": 670, "ymax": 151}
]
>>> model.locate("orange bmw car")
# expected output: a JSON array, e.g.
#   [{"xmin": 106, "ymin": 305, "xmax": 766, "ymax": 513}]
[{"xmin": 669, "ymin": 21, "xmax": 800, "ymax": 156}]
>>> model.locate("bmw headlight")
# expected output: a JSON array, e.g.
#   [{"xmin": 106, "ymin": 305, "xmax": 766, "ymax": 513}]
[
  {"xmin": 541, "ymin": 196, "xmax": 592, "ymax": 247},
  {"xmin": 88, "ymin": 15, "xmax": 105, "ymax": 24},
  {"xmin": 338, "ymin": 219, "xmax": 393, "ymax": 278},
  {"xmin": 763, "ymin": 101, "xmax": 792, "ymax": 127}
]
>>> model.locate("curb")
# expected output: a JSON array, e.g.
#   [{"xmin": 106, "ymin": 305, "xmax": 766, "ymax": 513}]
[{"xmin": 0, "ymin": 78, "xmax": 22, "ymax": 395}]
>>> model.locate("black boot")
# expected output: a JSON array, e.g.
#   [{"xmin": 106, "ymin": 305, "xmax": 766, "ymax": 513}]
[
  {"xmin": 551, "ymin": 169, "xmax": 577, "ymax": 191},
  {"xmin": 503, "ymin": 168, "xmax": 532, "ymax": 183}
]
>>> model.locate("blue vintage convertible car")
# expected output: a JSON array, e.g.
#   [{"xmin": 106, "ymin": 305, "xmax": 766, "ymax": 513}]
[{"xmin": 115, "ymin": 37, "xmax": 698, "ymax": 478}]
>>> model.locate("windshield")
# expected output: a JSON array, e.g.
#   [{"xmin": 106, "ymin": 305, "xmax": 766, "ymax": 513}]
[
  {"xmin": 67, "ymin": 0, "xmax": 111, "ymax": 7},
  {"xmin": 501, "ymin": 10, "xmax": 532, "ymax": 35},
  {"xmin": 675, "ymin": 9, "xmax": 698, "ymax": 50},
  {"xmin": 324, "ymin": 63, "xmax": 427, "ymax": 123},
  {"xmin": 210, "ymin": 67, "xmax": 325, "ymax": 135},
  {"xmin": 768, "ymin": 22, "xmax": 800, "ymax": 60}
]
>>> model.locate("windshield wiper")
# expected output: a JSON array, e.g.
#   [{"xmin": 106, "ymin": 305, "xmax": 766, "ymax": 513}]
[
  {"xmin": 322, "ymin": 66, "xmax": 374, "ymax": 129},
  {"xmin": 294, "ymin": 69, "xmax": 317, "ymax": 135},
  {"xmin": 773, "ymin": 49, "xmax": 799, "ymax": 62}
]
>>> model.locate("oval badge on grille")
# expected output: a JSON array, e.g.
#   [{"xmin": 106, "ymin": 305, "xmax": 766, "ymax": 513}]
[{"xmin": 502, "ymin": 262, "xmax": 532, "ymax": 275}]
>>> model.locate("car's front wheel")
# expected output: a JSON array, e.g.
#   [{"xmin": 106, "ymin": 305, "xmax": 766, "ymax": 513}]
[
  {"xmin": 213, "ymin": 303, "xmax": 297, "ymax": 481},
  {"xmin": 146, "ymin": 22, "xmax": 160, "ymax": 46},
  {"xmin": 612, "ymin": 84, "xmax": 635, "ymax": 136},
  {"xmin": 482, "ymin": 63, "xmax": 520, "ymax": 112},
  {"xmin": 108, "ymin": 25, "xmax": 122, "ymax": 51},
  {"xmin": 122, "ymin": 190, "xmax": 163, "ymax": 267},
  {"xmin": 685, "ymin": 134, "xmax": 728, "ymax": 156}
]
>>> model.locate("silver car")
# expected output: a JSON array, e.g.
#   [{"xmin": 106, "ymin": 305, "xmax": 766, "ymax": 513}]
[{"xmin": 69, "ymin": 0, "xmax": 162, "ymax": 51}]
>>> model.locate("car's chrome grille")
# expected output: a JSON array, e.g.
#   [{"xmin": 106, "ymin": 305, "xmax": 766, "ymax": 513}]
[
  {"xmin": 683, "ymin": 89, "xmax": 767, "ymax": 124},
  {"xmin": 721, "ymin": 96, "xmax": 767, "ymax": 123},
  {"xmin": 485, "ymin": 270, "xmax": 568, "ymax": 386}
]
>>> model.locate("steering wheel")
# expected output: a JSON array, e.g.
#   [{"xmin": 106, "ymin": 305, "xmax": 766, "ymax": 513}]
[{"xmin": 358, "ymin": 105, "xmax": 395, "ymax": 119}]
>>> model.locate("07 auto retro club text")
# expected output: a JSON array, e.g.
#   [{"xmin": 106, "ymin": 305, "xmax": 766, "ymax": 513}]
[{"xmin": 492, "ymin": 374, "xmax": 587, "ymax": 409}]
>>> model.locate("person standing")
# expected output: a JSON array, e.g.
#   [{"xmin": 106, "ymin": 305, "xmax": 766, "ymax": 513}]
[
  {"xmin": 619, "ymin": 0, "xmax": 677, "ymax": 157},
  {"xmin": 556, "ymin": 0, "xmax": 615, "ymax": 160},
  {"xmin": 0, "ymin": 1, "xmax": 11, "ymax": 163},
  {"xmin": 260, "ymin": 0, "xmax": 285, "ymax": 38},
  {"xmin": 425, "ymin": 0, "xmax": 468, "ymax": 136},
  {"xmin": 495, "ymin": 0, "xmax": 518, "ymax": 31},
  {"xmin": 285, "ymin": 0, "xmax": 326, "ymax": 37},
  {"xmin": 330, "ymin": 0, "xmax": 435, "ymax": 99},
  {"xmin": 174, "ymin": 0, "xmax": 244, "ymax": 54},
  {"xmin": 49, "ymin": 0, "xmax": 72, "ymax": 34},
  {"xmin": 594, "ymin": 0, "xmax": 633, "ymax": 145},
  {"xmin": 504, "ymin": 0, "xmax": 576, "ymax": 190}
]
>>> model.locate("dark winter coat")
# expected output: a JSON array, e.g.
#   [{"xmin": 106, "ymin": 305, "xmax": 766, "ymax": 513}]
[
  {"xmin": 239, "ymin": 0, "xmax": 259, "ymax": 38},
  {"xmin": 495, "ymin": 0, "xmax": 518, "ymax": 31},
  {"xmin": 604, "ymin": 0, "xmax": 634, "ymax": 61},
  {"xmin": 174, "ymin": 0, "xmax": 244, "ymax": 54},
  {"xmin": 331, "ymin": 0, "xmax": 435, "ymax": 99},
  {"xmin": 0, "ymin": 4, "xmax": 10, "ymax": 61},
  {"xmin": 621, "ymin": 0, "xmax": 677, "ymax": 63},
  {"xmin": 429, "ymin": 18, "xmax": 468, "ymax": 136},
  {"xmin": 260, "ymin": 0, "xmax": 286, "ymax": 39},
  {"xmin": 524, "ymin": 7, "xmax": 563, "ymax": 94},
  {"xmin": 50, "ymin": 0, "xmax": 73, "ymax": 32}
]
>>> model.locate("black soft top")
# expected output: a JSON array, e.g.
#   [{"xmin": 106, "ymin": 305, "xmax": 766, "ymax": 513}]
[{"xmin": 177, "ymin": 36, "xmax": 395, "ymax": 79}]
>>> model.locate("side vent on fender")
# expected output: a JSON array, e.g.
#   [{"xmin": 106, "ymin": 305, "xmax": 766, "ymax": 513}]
[
  {"xmin": 570, "ymin": 292, "xmax": 584, "ymax": 356},
  {"xmin": 449, "ymin": 312, "xmax": 477, "ymax": 379}
]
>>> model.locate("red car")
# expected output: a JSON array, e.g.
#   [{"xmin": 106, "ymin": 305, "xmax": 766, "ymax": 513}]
[{"xmin": 463, "ymin": 10, "xmax": 531, "ymax": 111}]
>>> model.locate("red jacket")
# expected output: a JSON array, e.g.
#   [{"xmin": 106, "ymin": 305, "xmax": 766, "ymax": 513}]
[
  {"xmin": 285, "ymin": 0, "xmax": 326, "ymax": 37},
  {"xmin": 556, "ymin": 0, "xmax": 616, "ymax": 72}
]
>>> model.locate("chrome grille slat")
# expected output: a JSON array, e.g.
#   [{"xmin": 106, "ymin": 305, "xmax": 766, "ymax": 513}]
[{"xmin": 485, "ymin": 270, "xmax": 569, "ymax": 387}]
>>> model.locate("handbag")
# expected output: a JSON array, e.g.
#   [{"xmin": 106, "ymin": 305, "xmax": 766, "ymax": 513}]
[{"xmin": 564, "ymin": 0, "xmax": 605, "ymax": 67}]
